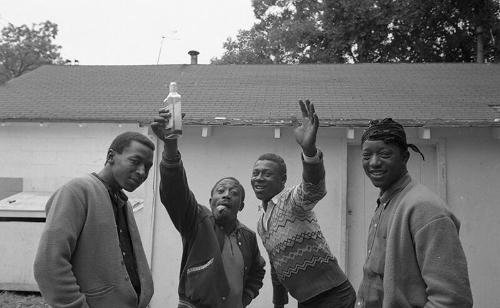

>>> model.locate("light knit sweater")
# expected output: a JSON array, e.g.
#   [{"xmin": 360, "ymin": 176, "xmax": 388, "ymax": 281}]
[
  {"xmin": 257, "ymin": 154, "xmax": 347, "ymax": 304},
  {"xmin": 357, "ymin": 175, "xmax": 473, "ymax": 307}
]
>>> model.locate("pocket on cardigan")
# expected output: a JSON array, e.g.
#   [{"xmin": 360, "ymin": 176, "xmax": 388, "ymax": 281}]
[
  {"xmin": 84, "ymin": 284, "xmax": 115, "ymax": 297},
  {"xmin": 185, "ymin": 257, "xmax": 221, "ymax": 305},
  {"xmin": 186, "ymin": 257, "xmax": 214, "ymax": 275}
]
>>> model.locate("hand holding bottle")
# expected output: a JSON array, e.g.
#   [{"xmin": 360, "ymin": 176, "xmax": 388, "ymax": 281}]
[{"xmin": 162, "ymin": 81, "xmax": 183, "ymax": 138}]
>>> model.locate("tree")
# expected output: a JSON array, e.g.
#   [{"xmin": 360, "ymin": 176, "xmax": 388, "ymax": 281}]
[
  {"xmin": 0, "ymin": 21, "xmax": 64, "ymax": 84},
  {"xmin": 323, "ymin": 0, "xmax": 500, "ymax": 63},
  {"xmin": 211, "ymin": 28, "xmax": 275, "ymax": 64},
  {"xmin": 322, "ymin": 0, "xmax": 393, "ymax": 63},
  {"xmin": 456, "ymin": 0, "xmax": 500, "ymax": 63},
  {"xmin": 212, "ymin": 0, "xmax": 326, "ymax": 64},
  {"xmin": 493, "ymin": 21, "xmax": 500, "ymax": 61},
  {"xmin": 213, "ymin": 0, "xmax": 500, "ymax": 64}
]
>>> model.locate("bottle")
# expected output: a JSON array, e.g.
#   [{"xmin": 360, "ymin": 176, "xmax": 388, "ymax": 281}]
[{"xmin": 163, "ymin": 81, "xmax": 182, "ymax": 138}]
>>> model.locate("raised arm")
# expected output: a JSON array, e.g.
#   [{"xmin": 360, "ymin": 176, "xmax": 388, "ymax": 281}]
[
  {"xmin": 294, "ymin": 100, "xmax": 319, "ymax": 158},
  {"xmin": 289, "ymin": 100, "xmax": 326, "ymax": 211},
  {"xmin": 294, "ymin": 100, "xmax": 324, "ymax": 184},
  {"xmin": 152, "ymin": 110, "xmax": 198, "ymax": 234}
]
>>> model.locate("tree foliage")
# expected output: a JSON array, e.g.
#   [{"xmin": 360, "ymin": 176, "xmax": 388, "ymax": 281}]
[
  {"xmin": 212, "ymin": 0, "xmax": 500, "ymax": 64},
  {"xmin": 212, "ymin": 0, "xmax": 326, "ymax": 64},
  {"xmin": 323, "ymin": 0, "xmax": 499, "ymax": 63},
  {"xmin": 0, "ymin": 21, "xmax": 64, "ymax": 84},
  {"xmin": 211, "ymin": 28, "xmax": 275, "ymax": 64}
]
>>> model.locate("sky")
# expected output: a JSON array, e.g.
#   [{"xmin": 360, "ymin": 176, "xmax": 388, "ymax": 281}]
[{"xmin": 0, "ymin": 0, "xmax": 257, "ymax": 65}]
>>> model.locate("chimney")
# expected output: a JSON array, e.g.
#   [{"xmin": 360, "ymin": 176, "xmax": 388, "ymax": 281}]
[{"xmin": 188, "ymin": 50, "xmax": 200, "ymax": 64}]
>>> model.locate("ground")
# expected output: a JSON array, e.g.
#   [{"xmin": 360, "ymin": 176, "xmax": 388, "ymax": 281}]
[{"xmin": 0, "ymin": 291, "xmax": 49, "ymax": 308}]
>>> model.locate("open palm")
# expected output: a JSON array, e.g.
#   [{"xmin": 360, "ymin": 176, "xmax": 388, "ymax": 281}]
[{"xmin": 294, "ymin": 100, "xmax": 319, "ymax": 156}]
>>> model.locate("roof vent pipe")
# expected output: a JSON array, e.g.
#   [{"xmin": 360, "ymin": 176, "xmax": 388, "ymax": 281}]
[{"xmin": 188, "ymin": 50, "xmax": 200, "ymax": 64}]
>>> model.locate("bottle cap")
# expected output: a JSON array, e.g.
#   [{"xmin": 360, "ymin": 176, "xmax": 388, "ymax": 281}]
[{"xmin": 169, "ymin": 82, "xmax": 178, "ymax": 93}]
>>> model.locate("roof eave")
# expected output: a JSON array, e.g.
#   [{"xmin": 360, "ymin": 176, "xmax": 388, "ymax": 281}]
[{"xmin": 1, "ymin": 117, "xmax": 499, "ymax": 127}]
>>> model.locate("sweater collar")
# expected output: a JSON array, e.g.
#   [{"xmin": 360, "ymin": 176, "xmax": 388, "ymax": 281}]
[
  {"xmin": 258, "ymin": 188, "xmax": 285, "ymax": 212},
  {"xmin": 378, "ymin": 172, "xmax": 411, "ymax": 209},
  {"xmin": 91, "ymin": 172, "xmax": 128, "ymax": 206}
]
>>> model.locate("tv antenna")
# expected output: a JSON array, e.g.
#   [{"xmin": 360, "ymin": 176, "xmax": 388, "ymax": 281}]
[{"xmin": 156, "ymin": 31, "xmax": 180, "ymax": 64}]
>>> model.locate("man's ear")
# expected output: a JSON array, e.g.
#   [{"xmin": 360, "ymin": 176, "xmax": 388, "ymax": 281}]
[
  {"xmin": 209, "ymin": 197, "xmax": 212, "ymax": 205},
  {"xmin": 106, "ymin": 149, "xmax": 115, "ymax": 165},
  {"xmin": 239, "ymin": 202, "xmax": 245, "ymax": 211},
  {"xmin": 402, "ymin": 149, "xmax": 410, "ymax": 164}
]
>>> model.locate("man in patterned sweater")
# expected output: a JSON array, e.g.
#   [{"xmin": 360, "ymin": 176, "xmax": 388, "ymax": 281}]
[{"xmin": 250, "ymin": 100, "xmax": 356, "ymax": 308}]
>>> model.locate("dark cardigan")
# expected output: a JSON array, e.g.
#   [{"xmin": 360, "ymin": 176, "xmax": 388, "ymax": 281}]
[{"xmin": 159, "ymin": 154, "xmax": 266, "ymax": 308}]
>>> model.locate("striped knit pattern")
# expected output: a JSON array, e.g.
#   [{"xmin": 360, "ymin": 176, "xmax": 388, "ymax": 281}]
[{"xmin": 258, "ymin": 179, "xmax": 346, "ymax": 301}]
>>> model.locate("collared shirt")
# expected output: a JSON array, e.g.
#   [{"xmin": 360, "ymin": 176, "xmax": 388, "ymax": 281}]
[
  {"xmin": 220, "ymin": 226, "xmax": 245, "ymax": 308},
  {"xmin": 356, "ymin": 173, "xmax": 411, "ymax": 308},
  {"xmin": 259, "ymin": 192, "xmax": 280, "ymax": 232},
  {"xmin": 91, "ymin": 173, "xmax": 141, "ymax": 296}
]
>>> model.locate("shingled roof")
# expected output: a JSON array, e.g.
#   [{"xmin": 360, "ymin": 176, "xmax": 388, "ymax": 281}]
[{"xmin": 0, "ymin": 63, "xmax": 499, "ymax": 127}]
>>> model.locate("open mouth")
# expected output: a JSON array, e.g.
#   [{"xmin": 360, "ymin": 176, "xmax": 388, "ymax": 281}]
[
  {"xmin": 253, "ymin": 185, "xmax": 266, "ymax": 192},
  {"xmin": 216, "ymin": 205, "xmax": 230, "ymax": 215},
  {"xmin": 369, "ymin": 171, "xmax": 386, "ymax": 179}
]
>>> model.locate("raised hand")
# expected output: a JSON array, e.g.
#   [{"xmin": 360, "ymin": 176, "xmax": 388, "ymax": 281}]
[
  {"xmin": 150, "ymin": 109, "xmax": 171, "ymax": 141},
  {"xmin": 150, "ymin": 109, "xmax": 181, "ymax": 159},
  {"xmin": 294, "ymin": 100, "xmax": 319, "ymax": 157},
  {"xmin": 151, "ymin": 109, "xmax": 186, "ymax": 140}
]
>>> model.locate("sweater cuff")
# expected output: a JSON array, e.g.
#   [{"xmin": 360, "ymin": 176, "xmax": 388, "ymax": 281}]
[
  {"xmin": 161, "ymin": 150, "xmax": 181, "ymax": 167},
  {"xmin": 302, "ymin": 149, "xmax": 322, "ymax": 163}
]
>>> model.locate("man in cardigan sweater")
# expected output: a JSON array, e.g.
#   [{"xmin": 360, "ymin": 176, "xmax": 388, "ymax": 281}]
[
  {"xmin": 357, "ymin": 118, "xmax": 472, "ymax": 308},
  {"xmin": 34, "ymin": 132, "xmax": 155, "ymax": 308},
  {"xmin": 151, "ymin": 110, "xmax": 265, "ymax": 308},
  {"xmin": 251, "ymin": 100, "xmax": 356, "ymax": 308}
]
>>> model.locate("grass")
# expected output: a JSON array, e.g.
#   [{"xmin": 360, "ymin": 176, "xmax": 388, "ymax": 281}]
[{"xmin": 0, "ymin": 291, "xmax": 49, "ymax": 308}]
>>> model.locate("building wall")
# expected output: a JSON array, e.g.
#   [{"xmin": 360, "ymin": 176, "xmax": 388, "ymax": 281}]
[
  {"xmin": 0, "ymin": 122, "xmax": 149, "ymax": 198},
  {"xmin": 434, "ymin": 127, "xmax": 500, "ymax": 308},
  {"xmin": 0, "ymin": 122, "xmax": 498, "ymax": 307}
]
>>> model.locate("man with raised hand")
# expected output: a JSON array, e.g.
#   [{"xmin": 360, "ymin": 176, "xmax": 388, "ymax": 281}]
[{"xmin": 251, "ymin": 100, "xmax": 356, "ymax": 308}]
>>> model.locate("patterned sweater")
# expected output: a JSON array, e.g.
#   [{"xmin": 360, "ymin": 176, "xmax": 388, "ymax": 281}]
[{"xmin": 257, "ymin": 152, "xmax": 347, "ymax": 304}]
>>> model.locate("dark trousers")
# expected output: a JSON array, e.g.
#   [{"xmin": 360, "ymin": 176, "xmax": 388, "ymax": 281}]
[{"xmin": 298, "ymin": 279, "xmax": 356, "ymax": 308}]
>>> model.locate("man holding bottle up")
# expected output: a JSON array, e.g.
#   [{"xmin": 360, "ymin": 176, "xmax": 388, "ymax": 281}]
[{"xmin": 151, "ymin": 108, "xmax": 265, "ymax": 308}]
